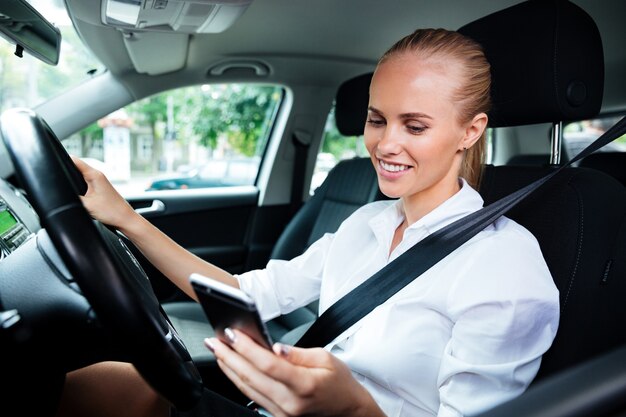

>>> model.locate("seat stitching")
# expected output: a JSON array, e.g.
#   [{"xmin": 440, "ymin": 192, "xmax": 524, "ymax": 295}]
[{"xmin": 561, "ymin": 181, "xmax": 583, "ymax": 312}]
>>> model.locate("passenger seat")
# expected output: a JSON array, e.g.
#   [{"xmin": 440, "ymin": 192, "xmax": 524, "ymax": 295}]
[
  {"xmin": 164, "ymin": 72, "xmax": 380, "ymax": 366},
  {"xmin": 506, "ymin": 154, "xmax": 551, "ymax": 166},
  {"xmin": 579, "ymin": 152, "xmax": 626, "ymax": 186}
]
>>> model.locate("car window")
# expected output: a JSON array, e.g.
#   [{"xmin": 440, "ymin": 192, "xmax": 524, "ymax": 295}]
[
  {"xmin": 62, "ymin": 84, "xmax": 284, "ymax": 194},
  {"xmin": 0, "ymin": 0, "xmax": 103, "ymax": 111},
  {"xmin": 563, "ymin": 115, "xmax": 626, "ymax": 158}
]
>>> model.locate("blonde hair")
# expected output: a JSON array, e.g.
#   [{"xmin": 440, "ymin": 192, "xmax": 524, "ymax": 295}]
[{"xmin": 379, "ymin": 29, "xmax": 491, "ymax": 189}]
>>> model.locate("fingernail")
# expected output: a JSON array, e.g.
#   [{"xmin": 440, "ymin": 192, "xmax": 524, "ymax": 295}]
[
  {"xmin": 204, "ymin": 338, "xmax": 215, "ymax": 352},
  {"xmin": 224, "ymin": 327, "xmax": 236, "ymax": 344},
  {"xmin": 274, "ymin": 343, "xmax": 290, "ymax": 357}
]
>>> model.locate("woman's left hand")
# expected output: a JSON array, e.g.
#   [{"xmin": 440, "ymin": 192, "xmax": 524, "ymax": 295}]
[{"xmin": 206, "ymin": 330, "xmax": 385, "ymax": 417}]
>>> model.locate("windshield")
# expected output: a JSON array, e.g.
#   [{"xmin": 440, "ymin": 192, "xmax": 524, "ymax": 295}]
[{"xmin": 0, "ymin": 0, "xmax": 102, "ymax": 112}]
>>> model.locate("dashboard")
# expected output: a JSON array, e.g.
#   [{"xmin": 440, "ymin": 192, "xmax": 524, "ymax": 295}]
[
  {"xmin": 0, "ymin": 179, "xmax": 40, "ymax": 261},
  {"xmin": 0, "ymin": 201, "xmax": 30, "ymax": 258}
]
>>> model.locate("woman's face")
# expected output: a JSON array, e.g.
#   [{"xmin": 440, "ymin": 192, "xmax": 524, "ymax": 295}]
[{"xmin": 364, "ymin": 53, "xmax": 473, "ymax": 204}]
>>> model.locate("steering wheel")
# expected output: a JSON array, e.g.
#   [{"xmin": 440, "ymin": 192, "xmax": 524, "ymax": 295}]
[{"xmin": 0, "ymin": 108, "xmax": 203, "ymax": 410}]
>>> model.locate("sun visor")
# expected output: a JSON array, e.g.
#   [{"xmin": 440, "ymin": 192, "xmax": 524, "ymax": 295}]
[
  {"xmin": 123, "ymin": 31, "xmax": 189, "ymax": 75},
  {"xmin": 458, "ymin": 0, "xmax": 604, "ymax": 127},
  {"xmin": 100, "ymin": 0, "xmax": 253, "ymax": 75},
  {"xmin": 102, "ymin": 0, "xmax": 254, "ymax": 34}
]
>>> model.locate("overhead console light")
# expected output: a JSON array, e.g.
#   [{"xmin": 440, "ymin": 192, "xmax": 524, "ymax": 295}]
[{"xmin": 102, "ymin": 0, "xmax": 254, "ymax": 34}]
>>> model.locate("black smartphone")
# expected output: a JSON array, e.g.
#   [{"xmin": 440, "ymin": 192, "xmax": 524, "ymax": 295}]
[{"xmin": 189, "ymin": 273, "xmax": 273, "ymax": 349}]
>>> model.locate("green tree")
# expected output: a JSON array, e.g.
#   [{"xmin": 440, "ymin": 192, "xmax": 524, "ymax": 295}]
[
  {"xmin": 175, "ymin": 84, "xmax": 281, "ymax": 156},
  {"xmin": 74, "ymin": 83, "xmax": 283, "ymax": 173}
]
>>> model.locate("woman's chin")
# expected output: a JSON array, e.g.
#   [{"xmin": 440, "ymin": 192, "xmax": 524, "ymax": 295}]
[{"xmin": 378, "ymin": 185, "xmax": 404, "ymax": 200}]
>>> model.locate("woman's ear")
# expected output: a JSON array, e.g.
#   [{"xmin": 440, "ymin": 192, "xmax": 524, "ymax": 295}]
[{"xmin": 460, "ymin": 112, "xmax": 488, "ymax": 150}]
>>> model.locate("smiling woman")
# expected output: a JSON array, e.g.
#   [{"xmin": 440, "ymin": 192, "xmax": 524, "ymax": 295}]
[
  {"xmin": 2, "ymin": 0, "xmax": 625, "ymax": 416},
  {"xmin": 54, "ymin": 26, "xmax": 559, "ymax": 417}
]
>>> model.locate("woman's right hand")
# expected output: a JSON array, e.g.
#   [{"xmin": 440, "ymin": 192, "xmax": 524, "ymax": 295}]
[{"xmin": 71, "ymin": 156, "xmax": 139, "ymax": 232}]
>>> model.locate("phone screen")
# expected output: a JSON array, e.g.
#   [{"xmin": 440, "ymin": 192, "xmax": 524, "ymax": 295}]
[{"xmin": 190, "ymin": 274, "xmax": 273, "ymax": 349}]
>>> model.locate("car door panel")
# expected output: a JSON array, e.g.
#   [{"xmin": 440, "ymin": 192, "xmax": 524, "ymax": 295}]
[{"xmin": 125, "ymin": 186, "xmax": 260, "ymax": 301}]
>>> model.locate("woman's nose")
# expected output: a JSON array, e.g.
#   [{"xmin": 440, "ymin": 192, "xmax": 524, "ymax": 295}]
[{"xmin": 377, "ymin": 125, "xmax": 402, "ymax": 155}]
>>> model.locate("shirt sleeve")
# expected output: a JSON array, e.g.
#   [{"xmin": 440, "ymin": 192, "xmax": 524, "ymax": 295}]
[
  {"xmin": 236, "ymin": 232, "xmax": 334, "ymax": 322},
  {"xmin": 436, "ymin": 225, "xmax": 560, "ymax": 417}
]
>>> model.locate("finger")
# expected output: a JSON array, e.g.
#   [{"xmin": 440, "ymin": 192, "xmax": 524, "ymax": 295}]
[
  {"xmin": 226, "ymin": 330, "xmax": 307, "ymax": 382},
  {"xmin": 211, "ymin": 338, "xmax": 294, "ymax": 417},
  {"xmin": 69, "ymin": 154, "xmax": 83, "ymax": 166},
  {"xmin": 225, "ymin": 329, "xmax": 283, "ymax": 368},
  {"xmin": 216, "ymin": 359, "xmax": 287, "ymax": 417},
  {"xmin": 70, "ymin": 155, "xmax": 94, "ymax": 176},
  {"xmin": 227, "ymin": 331, "xmax": 326, "ymax": 397},
  {"xmin": 273, "ymin": 343, "xmax": 333, "ymax": 370},
  {"xmin": 209, "ymin": 337, "xmax": 292, "ymax": 401},
  {"xmin": 69, "ymin": 157, "xmax": 97, "ymax": 200},
  {"xmin": 70, "ymin": 155, "xmax": 108, "ymax": 187}
]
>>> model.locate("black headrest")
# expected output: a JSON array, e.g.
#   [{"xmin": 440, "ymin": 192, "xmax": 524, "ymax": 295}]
[
  {"xmin": 458, "ymin": 0, "xmax": 604, "ymax": 127},
  {"xmin": 335, "ymin": 72, "xmax": 373, "ymax": 136}
]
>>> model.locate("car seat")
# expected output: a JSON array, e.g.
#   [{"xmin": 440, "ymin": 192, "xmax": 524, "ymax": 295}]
[
  {"xmin": 506, "ymin": 154, "xmax": 552, "ymax": 166},
  {"xmin": 578, "ymin": 152, "xmax": 626, "ymax": 186},
  {"xmin": 163, "ymin": 73, "xmax": 381, "ymax": 367},
  {"xmin": 458, "ymin": 0, "xmax": 626, "ymax": 388}
]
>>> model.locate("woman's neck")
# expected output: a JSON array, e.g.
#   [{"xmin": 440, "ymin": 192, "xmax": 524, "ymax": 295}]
[{"xmin": 401, "ymin": 177, "xmax": 462, "ymax": 226}]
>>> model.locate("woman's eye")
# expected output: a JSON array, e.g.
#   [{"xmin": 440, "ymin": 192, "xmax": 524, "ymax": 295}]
[
  {"xmin": 366, "ymin": 118, "xmax": 385, "ymax": 127},
  {"xmin": 407, "ymin": 125, "xmax": 426, "ymax": 134}
]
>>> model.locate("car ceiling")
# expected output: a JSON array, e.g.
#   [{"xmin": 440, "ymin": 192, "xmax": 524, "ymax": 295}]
[{"xmin": 65, "ymin": 0, "xmax": 626, "ymax": 113}]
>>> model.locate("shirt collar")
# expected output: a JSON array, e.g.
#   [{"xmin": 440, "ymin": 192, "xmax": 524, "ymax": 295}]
[{"xmin": 368, "ymin": 178, "xmax": 484, "ymax": 243}]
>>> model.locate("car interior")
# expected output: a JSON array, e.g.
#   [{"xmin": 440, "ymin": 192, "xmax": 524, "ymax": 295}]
[{"xmin": 0, "ymin": 0, "xmax": 625, "ymax": 416}]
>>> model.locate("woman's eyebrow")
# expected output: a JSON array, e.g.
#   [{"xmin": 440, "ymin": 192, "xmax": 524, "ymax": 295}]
[
  {"xmin": 367, "ymin": 106, "xmax": 384, "ymax": 116},
  {"xmin": 399, "ymin": 112, "xmax": 433, "ymax": 120},
  {"xmin": 368, "ymin": 106, "xmax": 432, "ymax": 120}
]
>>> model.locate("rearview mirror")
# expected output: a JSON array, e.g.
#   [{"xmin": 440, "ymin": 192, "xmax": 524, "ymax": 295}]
[{"xmin": 0, "ymin": 0, "xmax": 61, "ymax": 65}]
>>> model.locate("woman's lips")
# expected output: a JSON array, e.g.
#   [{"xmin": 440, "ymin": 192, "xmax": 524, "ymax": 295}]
[{"xmin": 377, "ymin": 158, "xmax": 412, "ymax": 178}]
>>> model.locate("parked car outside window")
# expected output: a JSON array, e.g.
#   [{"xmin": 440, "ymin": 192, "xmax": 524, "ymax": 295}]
[{"xmin": 146, "ymin": 157, "xmax": 261, "ymax": 190}]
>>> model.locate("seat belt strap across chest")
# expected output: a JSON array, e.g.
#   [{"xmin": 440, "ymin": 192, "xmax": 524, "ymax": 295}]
[{"xmin": 295, "ymin": 116, "xmax": 626, "ymax": 349}]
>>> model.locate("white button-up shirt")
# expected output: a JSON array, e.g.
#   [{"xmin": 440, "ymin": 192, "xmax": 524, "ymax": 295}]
[{"xmin": 237, "ymin": 180, "xmax": 559, "ymax": 417}]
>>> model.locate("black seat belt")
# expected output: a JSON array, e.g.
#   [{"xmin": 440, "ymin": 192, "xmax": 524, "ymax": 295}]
[{"xmin": 296, "ymin": 116, "xmax": 626, "ymax": 349}]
